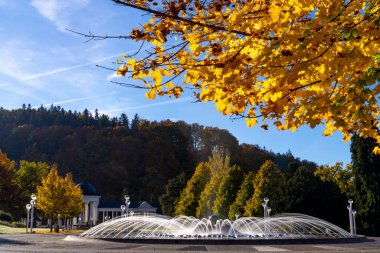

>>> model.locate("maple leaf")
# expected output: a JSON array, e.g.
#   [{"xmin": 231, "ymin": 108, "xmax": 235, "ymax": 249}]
[{"xmin": 101, "ymin": 0, "xmax": 380, "ymax": 152}]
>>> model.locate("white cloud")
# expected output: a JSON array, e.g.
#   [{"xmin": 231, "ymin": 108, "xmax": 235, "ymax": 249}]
[
  {"xmin": 0, "ymin": 41, "xmax": 37, "ymax": 82},
  {"xmin": 22, "ymin": 53, "xmax": 120, "ymax": 82},
  {"xmin": 31, "ymin": 92, "xmax": 117, "ymax": 109},
  {"xmin": 99, "ymin": 97, "xmax": 193, "ymax": 115},
  {"xmin": 30, "ymin": 0, "xmax": 90, "ymax": 31}
]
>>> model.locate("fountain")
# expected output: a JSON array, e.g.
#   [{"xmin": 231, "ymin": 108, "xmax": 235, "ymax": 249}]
[
  {"xmin": 80, "ymin": 213, "xmax": 353, "ymax": 241},
  {"xmin": 79, "ymin": 198, "xmax": 361, "ymax": 243}
]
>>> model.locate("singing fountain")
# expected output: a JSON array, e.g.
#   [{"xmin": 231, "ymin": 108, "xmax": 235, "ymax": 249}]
[{"xmin": 78, "ymin": 198, "xmax": 362, "ymax": 244}]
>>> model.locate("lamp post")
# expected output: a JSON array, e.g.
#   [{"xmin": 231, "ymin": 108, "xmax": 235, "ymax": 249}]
[
  {"xmin": 262, "ymin": 197, "xmax": 269, "ymax": 235},
  {"xmin": 125, "ymin": 195, "xmax": 131, "ymax": 217},
  {"xmin": 120, "ymin": 205, "xmax": 126, "ymax": 217},
  {"xmin": 262, "ymin": 197, "xmax": 269, "ymax": 219},
  {"xmin": 26, "ymin": 204, "xmax": 31, "ymax": 234},
  {"xmin": 30, "ymin": 194, "xmax": 37, "ymax": 233},
  {"xmin": 347, "ymin": 199, "xmax": 354, "ymax": 236},
  {"xmin": 352, "ymin": 209, "xmax": 357, "ymax": 236}
]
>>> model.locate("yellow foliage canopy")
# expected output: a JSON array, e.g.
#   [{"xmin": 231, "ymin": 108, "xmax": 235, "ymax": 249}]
[
  {"xmin": 36, "ymin": 167, "xmax": 82, "ymax": 220},
  {"xmin": 112, "ymin": 0, "xmax": 380, "ymax": 151}
]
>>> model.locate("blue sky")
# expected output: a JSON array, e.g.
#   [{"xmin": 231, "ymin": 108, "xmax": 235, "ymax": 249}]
[{"xmin": 0, "ymin": 0, "xmax": 350, "ymax": 166}]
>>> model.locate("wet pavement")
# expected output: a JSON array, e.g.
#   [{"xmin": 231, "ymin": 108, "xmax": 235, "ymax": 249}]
[{"xmin": 0, "ymin": 234, "xmax": 379, "ymax": 252}]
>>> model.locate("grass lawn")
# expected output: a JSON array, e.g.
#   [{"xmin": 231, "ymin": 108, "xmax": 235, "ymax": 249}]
[{"xmin": 0, "ymin": 224, "xmax": 85, "ymax": 234}]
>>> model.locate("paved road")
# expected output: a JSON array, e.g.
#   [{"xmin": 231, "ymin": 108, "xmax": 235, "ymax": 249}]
[{"xmin": 0, "ymin": 234, "xmax": 380, "ymax": 252}]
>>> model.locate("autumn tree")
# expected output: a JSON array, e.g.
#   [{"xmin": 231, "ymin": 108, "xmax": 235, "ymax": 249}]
[
  {"xmin": 228, "ymin": 171, "xmax": 255, "ymax": 220},
  {"xmin": 213, "ymin": 165, "xmax": 244, "ymax": 218},
  {"xmin": 244, "ymin": 160, "xmax": 285, "ymax": 217},
  {"xmin": 0, "ymin": 150, "xmax": 17, "ymax": 212},
  {"xmin": 196, "ymin": 151, "xmax": 230, "ymax": 217},
  {"xmin": 314, "ymin": 162, "xmax": 353, "ymax": 195},
  {"xmin": 174, "ymin": 162, "xmax": 210, "ymax": 216},
  {"xmin": 36, "ymin": 167, "xmax": 82, "ymax": 232},
  {"xmin": 76, "ymin": 0, "xmax": 380, "ymax": 152}
]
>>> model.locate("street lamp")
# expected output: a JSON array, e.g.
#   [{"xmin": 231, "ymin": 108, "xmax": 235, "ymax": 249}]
[
  {"xmin": 352, "ymin": 209, "xmax": 357, "ymax": 236},
  {"xmin": 262, "ymin": 197, "xmax": 269, "ymax": 235},
  {"xmin": 120, "ymin": 205, "xmax": 126, "ymax": 217},
  {"xmin": 25, "ymin": 204, "xmax": 31, "ymax": 233},
  {"xmin": 30, "ymin": 194, "xmax": 37, "ymax": 233},
  {"xmin": 262, "ymin": 197, "xmax": 269, "ymax": 219},
  {"xmin": 347, "ymin": 199, "xmax": 354, "ymax": 236},
  {"xmin": 125, "ymin": 195, "xmax": 131, "ymax": 217},
  {"xmin": 267, "ymin": 207, "xmax": 271, "ymax": 218}
]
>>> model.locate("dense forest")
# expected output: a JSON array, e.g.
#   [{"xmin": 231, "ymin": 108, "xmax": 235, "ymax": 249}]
[
  {"xmin": 0, "ymin": 105, "xmax": 379, "ymax": 235},
  {"xmin": 0, "ymin": 105, "xmax": 311, "ymax": 203}
]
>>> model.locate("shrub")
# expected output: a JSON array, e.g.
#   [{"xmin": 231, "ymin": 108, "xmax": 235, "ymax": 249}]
[
  {"xmin": 11, "ymin": 221, "xmax": 26, "ymax": 228},
  {"xmin": 0, "ymin": 210, "xmax": 13, "ymax": 222}
]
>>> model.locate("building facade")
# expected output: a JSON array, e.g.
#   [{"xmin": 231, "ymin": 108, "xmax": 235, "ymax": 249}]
[{"xmin": 76, "ymin": 181, "xmax": 157, "ymax": 226}]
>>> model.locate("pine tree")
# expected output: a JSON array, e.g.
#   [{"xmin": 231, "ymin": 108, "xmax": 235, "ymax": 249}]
[
  {"xmin": 228, "ymin": 171, "xmax": 255, "ymax": 220},
  {"xmin": 351, "ymin": 134, "xmax": 380, "ymax": 236}
]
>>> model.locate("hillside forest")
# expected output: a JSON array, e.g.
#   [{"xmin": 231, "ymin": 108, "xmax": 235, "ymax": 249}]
[{"xmin": 0, "ymin": 105, "xmax": 379, "ymax": 235}]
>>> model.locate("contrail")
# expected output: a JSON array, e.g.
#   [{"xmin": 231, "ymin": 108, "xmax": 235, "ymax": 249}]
[
  {"xmin": 21, "ymin": 48, "xmax": 140, "ymax": 82},
  {"xmin": 100, "ymin": 97, "xmax": 193, "ymax": 115},
  {"xmin": 31, "ymin": 92, "xmax": 117, "ymax": 109}
]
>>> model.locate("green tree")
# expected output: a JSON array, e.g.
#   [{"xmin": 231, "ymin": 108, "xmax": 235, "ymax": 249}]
[
  {"xmin": 351, "ymin": 134, "xmax": 380, "ymax": 236},
  {"xmin": 174, "ymin": 163, "xmax": 210, "ymax": 216},
  {"xmin": 283, "ymin": 165, "xmax": 346, "ymax": 227},
  {"xmin": 228, "ymin": 171, "xmax": 255, "ymax": 220},
  {"xmin": 213, "ymin": 165, "xmax": 244, "ymax": 218},
  {"xmin": 244, "ymin": 160, "xmax": 284, "ymax": 217},
  {"xmin": 11, "ymin": 161, "xmax": 50, "ymax": 218},
  {"xmin": 159, "ymin": 172, "xmax": 187, "ymax": 216},
  {"xmin": 196, "ymin": 151, "xmax": 230, "ymax": 217},
  {"xmin": 36, "ymin": 166, "xmax": 82, "ymax": 232},
  {"xmin": 314, "ymin": 162, "xmax": 353, "ymax": 195}
]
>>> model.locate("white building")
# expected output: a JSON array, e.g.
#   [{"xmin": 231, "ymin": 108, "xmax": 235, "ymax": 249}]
[{"xmin": 76, "ymin": 181, "xmax": 157, "ymax": 226}]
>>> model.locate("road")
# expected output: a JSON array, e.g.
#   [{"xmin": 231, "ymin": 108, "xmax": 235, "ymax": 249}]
[{"xmin": 0, "ymin": 234, "xmax": 379, "ymax": 252}]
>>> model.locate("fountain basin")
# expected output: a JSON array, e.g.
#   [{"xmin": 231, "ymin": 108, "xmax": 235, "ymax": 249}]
[{"xmin": 80, "ymin": 213, "xmax": 361, "ymax": 243}]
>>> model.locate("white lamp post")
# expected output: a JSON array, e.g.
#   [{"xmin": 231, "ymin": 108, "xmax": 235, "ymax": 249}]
[
  {"xmin": 347, "ymin": 199, "xmax": 354, "ymax": 236},
  {"xmin": 125, "ymin": 195, "xmax": 131, "ymax": 217},
  {"xmin": 30, "ymin": 194, "xmax": 37, "ymax": 233},
  {"xmin": 120, "ymin": 205, "xmax": 126, "ymax": 217},
  {"xmin": 262, "ymin": 197, "xmax": 269, "ymax": 235},
  {"xmin": 267, "ymin": 207, "xmax": 271, "ymax": 218},
  {"xmin": 262, "ymin": 197, "xmax": 269, "ymax": 219},
  {"xmin": 26, "ymin": 204, "xmax": 31, "ymax": 233},
  {"xmin": 352, "ymin": 209, "xmax": 357, "ymax": 236}
]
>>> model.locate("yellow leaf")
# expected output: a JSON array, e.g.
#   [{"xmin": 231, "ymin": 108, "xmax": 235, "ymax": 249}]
[{"xmin": 269, "ymin": 6, "xmax": 281, "ymax": 22}]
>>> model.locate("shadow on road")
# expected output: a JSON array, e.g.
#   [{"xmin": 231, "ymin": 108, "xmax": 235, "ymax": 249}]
[{"xmin": 0, "ymin": 237, "xmax": 30, "ymax": 245}]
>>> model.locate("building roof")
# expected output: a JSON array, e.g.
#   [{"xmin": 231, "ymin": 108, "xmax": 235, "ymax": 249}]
[{"xmin": 78, "ymin": 181, "xmax": 97, "ymax": 196}]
